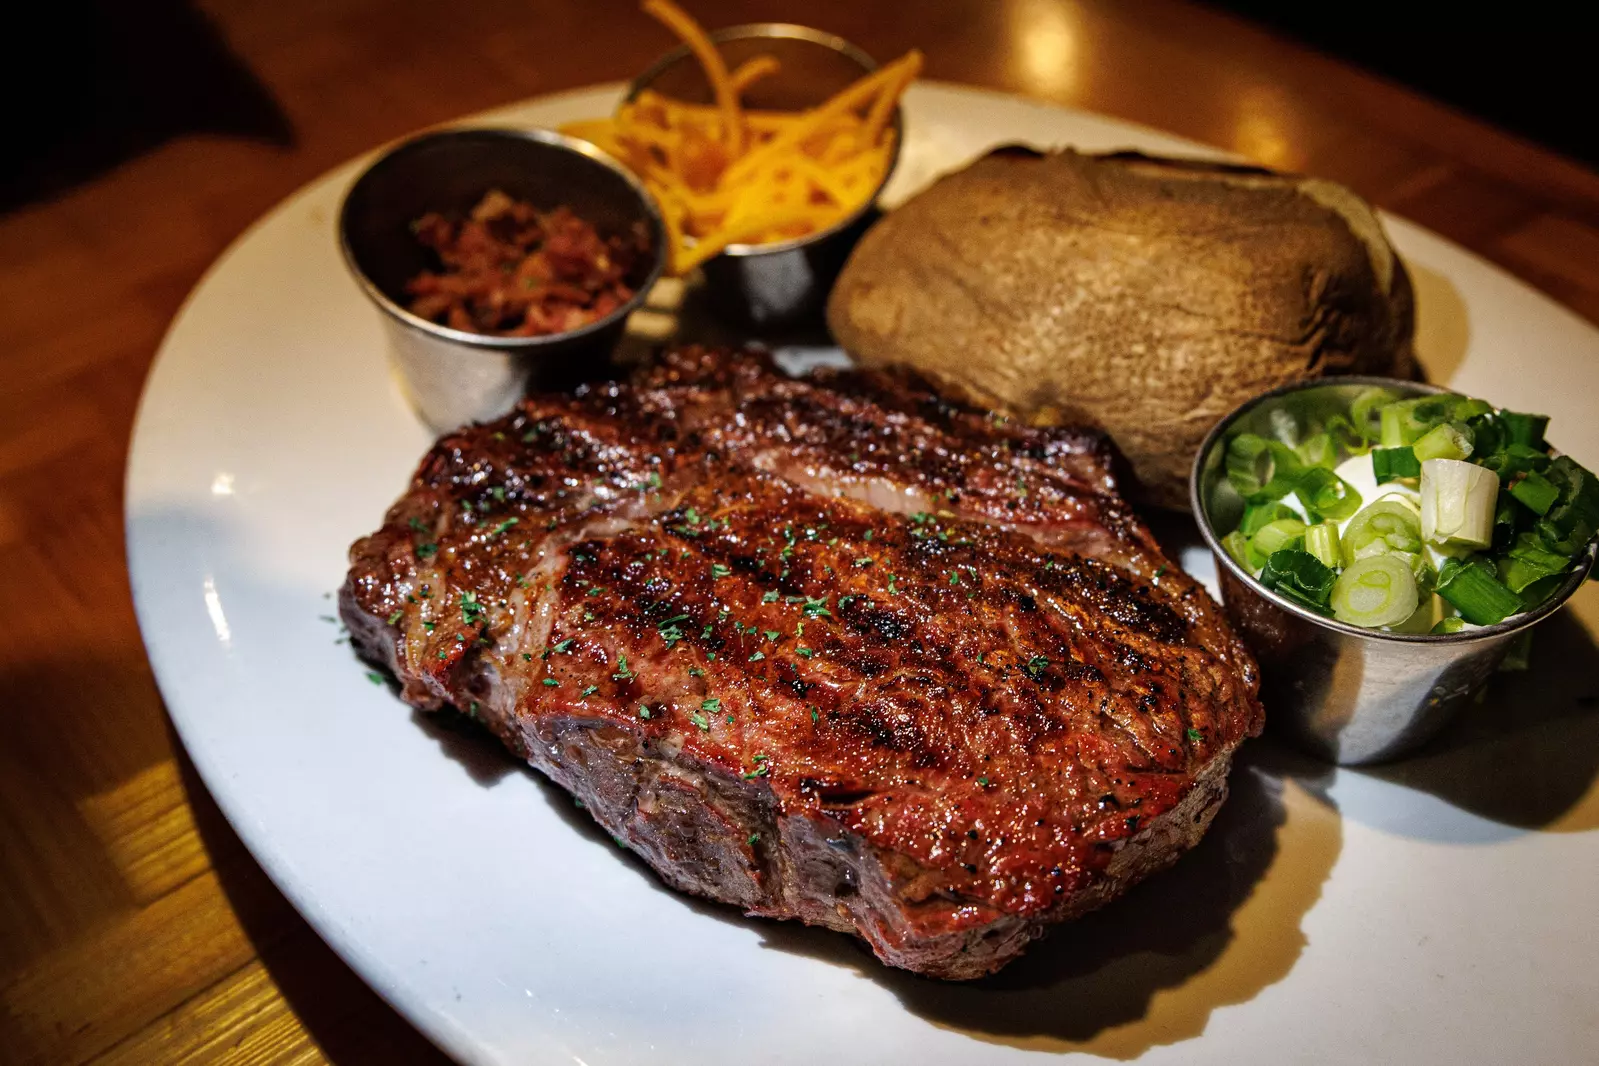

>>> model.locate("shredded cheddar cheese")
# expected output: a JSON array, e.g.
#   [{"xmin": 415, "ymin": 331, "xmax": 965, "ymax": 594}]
[{"xmin": 560, "ymin": 0, "xmax": 920, "ymax": 275}]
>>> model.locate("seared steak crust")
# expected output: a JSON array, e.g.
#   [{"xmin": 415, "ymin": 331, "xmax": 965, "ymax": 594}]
[{"xmin": 341, "ymin": 346, "xmax": 1261, "ymax": 978}]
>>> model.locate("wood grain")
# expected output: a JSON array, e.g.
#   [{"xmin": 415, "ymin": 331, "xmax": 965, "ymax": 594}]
[{"xmin": 3, "ymin": 1, "xmax": 1597, "ymax": 1062}]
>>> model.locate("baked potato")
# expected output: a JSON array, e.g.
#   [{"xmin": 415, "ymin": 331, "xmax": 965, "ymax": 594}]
[{"xmin": 827, "ymin": 148, "xmax": 1415, "ymax": 509}]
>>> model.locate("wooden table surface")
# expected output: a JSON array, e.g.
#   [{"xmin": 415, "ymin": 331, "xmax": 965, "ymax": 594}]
[{"xmin": 5, "ymin": 1, "xmax": 1599, "ymax": 1062}]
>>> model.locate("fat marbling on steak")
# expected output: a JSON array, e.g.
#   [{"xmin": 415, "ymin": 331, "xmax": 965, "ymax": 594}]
[{"xmin": 340, "ymin": 346, "xmax": 1262, "ymax": 979}]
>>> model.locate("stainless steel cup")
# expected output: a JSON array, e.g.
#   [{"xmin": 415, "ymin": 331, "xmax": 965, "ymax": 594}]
[
  {"xmin": 1191, "ymin": 376, "xmax": 1598, "ymax": 765},
  {"xmin": 339, "ymin": 127, "xmax": 666, "ymax": 430},
  {"xmin": 625, "ymin": 23, "xmax": 902, "ymax": 328}
]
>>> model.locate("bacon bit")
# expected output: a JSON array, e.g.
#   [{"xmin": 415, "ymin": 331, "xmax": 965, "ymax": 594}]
[{"xmin": 405, "ymin": 191, "xmax": 647, "ymax": 337}]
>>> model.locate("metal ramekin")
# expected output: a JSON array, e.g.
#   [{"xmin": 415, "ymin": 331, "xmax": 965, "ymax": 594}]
[
  {"xmin": 1191, "ymin": 376, "xmax": 1598, "ymax": 765},
  {"xmin": 339, "ymin": 127, "xmax": 667, "ymax": 430},
  {"xmin": 624, "ymin": 23, "xmax": 903, "ymax": 328}
]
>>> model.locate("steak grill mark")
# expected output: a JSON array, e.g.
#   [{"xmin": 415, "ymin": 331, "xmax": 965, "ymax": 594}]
[{"xmin": 341, "ymin": 345, "xmax": 1261, "ymax": 978}]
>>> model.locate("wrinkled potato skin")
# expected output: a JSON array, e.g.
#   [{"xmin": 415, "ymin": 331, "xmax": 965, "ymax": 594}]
[{"xmin": 827, "ymin": 149, "xmax": 1414, "ymax": 510}]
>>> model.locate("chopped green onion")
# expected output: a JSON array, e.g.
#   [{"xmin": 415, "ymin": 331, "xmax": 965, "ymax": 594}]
[
  {"xmin": 1532, "ymin": 456, "xmax": 1599, "ymax": 554},
  {"xmin": 1371, "ymin": 446, "xmax": 1421, "ymax": 483},
  {"xmin": 1483, "ymin": 443, "xmax": 1551, "ymax": 481},
  {"xmin": 1498, "ymin": 532, "xmax": 1571, "ymax": 592},
  {"xmin": 1435, "ymin": 557, "xmax": 1523, "ymax": 625},
  {"xmin": 1350, "ymin": 387, "xmax": 1399, "ymax": 441},
  {"xmin": 1331, "ymin": 554, "xmax": 1419, "ymax": 628},
  {"xmin": 1509, "ymin": 470, "xmax": 1560, "ymax": 516},
  {"xmin": 1518, "ymin": 574, "xmax": 1566, "ymax": 610},
  {"xmin": 1323, "ymin": 414, "xmax": 1368, "ymax": 453},
  {"xmin": 1295, "ymin": 467, "xmax": 1363, "ymax": 522},
  {"xmin": 1342, "ymin": 498, "xmax": 1423, "ymax": 565},
  {"xmin": 1420, "ymin": 459, "xmax": 1499, "ymax": 549},
  {"xmin": 1251, "ymin": 518, "xmax": 1307, "ymax": 558},
  {"xmin": 1409, "ymin": 552, "xmax": 1438, "ymax": 593},
  {"xmin": 1379, "ymin": 396, "xmax": 1453, "ymax": 447},
  {"xmin": 1450, "ymin": 397, "xmax": 1494, "ymax": 422},
  {"xmin": 1465, "ymin": 420, "xmax": 1504, "ymax": 466},
  {"xmin": 1430, "ymin": 616, "xmax": 1467, "ymax": 635},
  {"xmin": 1296, "ymin": 432, "xmax": 1337, "ymax": 469},
  {"xmin": 1499, "ymin": 410, "xmax": 1550, "ymax": 450},
  {"xmin": 1412, "ymin": 421, "xmax": 1474, "ymax": 463},
  {"xmin": 1304, "ymin": 522, "xmax": 1342, "ymax": 569},
  {"xmin": 1241, "ymin": 501, "xmax": 1301, "ymax": 536},
  {"xmin": 1221, "ymin": 530, "xmax": 1255, "ymax": 573},
  {"xmin": 1259, "ymin": 549, "xmax": 1336, "ymax": 613},
  {"xmin": 1226, "ymin": 434, "xmax": 1303, "ymax": 502}
]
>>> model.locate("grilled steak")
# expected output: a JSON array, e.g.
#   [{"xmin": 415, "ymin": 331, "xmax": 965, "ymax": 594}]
[{"xmin": 341, "ymin": 346, "xmax": 1262, "ymax": 979}]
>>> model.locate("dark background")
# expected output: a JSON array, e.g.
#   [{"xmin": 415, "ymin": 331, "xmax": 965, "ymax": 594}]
[
  {"xmin": 1206, "ymin": 3, "xmax": 1596, "ymax": 168},
  {"xmin": 9, "ymin": 1, "xmax": 1594, "ymax": 214}
]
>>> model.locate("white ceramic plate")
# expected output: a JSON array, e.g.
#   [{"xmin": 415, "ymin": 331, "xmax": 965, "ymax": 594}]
[{"xmin": 128, "ymin": 84, "xmax": 1599, "ymax": 1065}]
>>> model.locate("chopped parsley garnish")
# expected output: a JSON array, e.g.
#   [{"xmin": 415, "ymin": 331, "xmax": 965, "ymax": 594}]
[
  {"xmin": 408, "ymin": 517, "xmax": 427, "ymax": 533},
  {"xmin": 689, "ymin": 710, "xmax": 710, "ymax": 731},
  {"xmin": 459, "ymin": 591, "xmax": 485, "ymax": 626},
  {"xmin": 1024, "ymin": 655, "xmax": 1049, "ymax": 680},
  {"xmin": 415, "ymin": 542, "xmax": 439, "ymax": 560},
  {"xmin": 762, "ymin": 590, "xmax": 779, "ymax": 603},
  {"xmin": 365, "ymin": 671, "xmax": 384, "ymax": 685},
  {"xmin": 422, "ymin": 621, "xmax": 435, "ymax": 633},
  {"xmin": 764, "ymin": 630, "xmax": 779, "ymax": 641},
  {"xmin": 701, "ymin": 698, "xmax": 722, "ymax": 713},
  {"xmin": 977, "ymin": 777, "xmax": 990, "ymax": 787},
  {"xmin": 748, "ymin": 651, "xmax": 765, "ymax": 662},
  {"xmin": 487, "ymin": 517, "xmax": 519, "ymax": 538},
  {"xmin": 638, "ymin": 704, "xmax": 652, "ymax": 720},
  {"xmin": 853, "ymin": 558, "xmax": 873, "ymax": 568},
  {"xmin": 541, "ymin": 678, "xmax": 559, "ymax": 687},
  {"xmin": 612, "ymin": 655, "xmax": 633, "ymax": 681},
  {"xmin": 712, "ymin": 563, "xmax": 732, "ymax": 579},
  {"xmin": 386, "ymin": 610, "xmax": 403, "ymax": 625},
  {"xmin": 887, "ymin": 574, "xmax": 900, "ymax": 594},
  {"xmin": 581, "ymin": 685, "xmax": 599, "ymax": 697},
  {"xmin": 863, "ymin": 530, "xmax": 873, "ymax": 541},
  {"xmin": 522, "ymin": 652, "xmax": 534, "ymax": 661},
  {"xmin": 801, "ymin": 596, "xmax": 832, "ymax": 618},
  {"xmin": 437, "ymin": 650, "xmax": 448, "ymax": 660},
  {"xmin": 551, "ymin": 638, "xmax": 574, "ymax": 654},
  {"xmin": 948, "ymin": 571, "xmax": 961, "ymax": 586},
  {"xmin": 1154, "ymin": 565, "xmax": 1169, "ymax": 580},
  {"xmin": 796, "ymin": 646, "xmax": 813, "ymax": 658},
  {"xmin": 1186, "ymin": 728, "xmax": 1203, "ymax": 742},
  {"xmin": 689, "ymin": 667, "xmax": 705, "ymax": 677},
  {"xmin": 810, "ymin": 707, "xmax": 819, "ymax": 723}
]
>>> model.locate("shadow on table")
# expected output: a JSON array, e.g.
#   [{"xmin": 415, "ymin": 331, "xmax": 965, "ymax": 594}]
[
  {"xmin": 1353, "ymin": 608, "xmax": 1599, "ymax": 832},
  {"xmin": 7, "ymin": 0, "xmax": 293, "ymax": 212},
  {"xmin": 177, "ymin": 743, "xmax": 455, "ymax": 1065}
]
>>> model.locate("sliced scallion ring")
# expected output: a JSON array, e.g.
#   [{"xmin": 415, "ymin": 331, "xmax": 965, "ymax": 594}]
[
  {"xmin": 1331, "ymin": 554, "xmax": 1419, "ymax": 628},
  {"xmin": 1342, "ymin": 499, "xmax": 1423, "ymax": 565}
]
